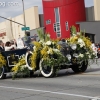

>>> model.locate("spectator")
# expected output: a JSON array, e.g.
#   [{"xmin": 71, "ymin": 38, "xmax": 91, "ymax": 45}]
[
  {"xmin": 0, "ymin": 40, "xmax": 5, "ymax": 52},
  {"xmin": 91, "ymin": 42, "xmax": 98, "ymax": 58}
]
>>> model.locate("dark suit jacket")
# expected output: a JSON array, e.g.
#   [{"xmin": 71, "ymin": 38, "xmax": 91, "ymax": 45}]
[{"xmin": 0, "ymin": 46, "xmax": 5, "ymax": 52}]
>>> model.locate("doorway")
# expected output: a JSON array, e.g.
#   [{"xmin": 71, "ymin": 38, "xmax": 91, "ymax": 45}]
[{"xmin": 85, "ymin": 33, "xmax": 95, "ymax": 43}]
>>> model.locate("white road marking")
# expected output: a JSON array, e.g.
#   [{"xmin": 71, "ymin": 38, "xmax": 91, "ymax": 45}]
[{"xmin": 0, "ymin": 86, "xmax": 100, "ymax": 99}]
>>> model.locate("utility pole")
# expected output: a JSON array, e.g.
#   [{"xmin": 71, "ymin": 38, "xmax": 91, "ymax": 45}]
[{"xmin": 22, "ymin": 0, "xmax": 26, "ymax": 34}]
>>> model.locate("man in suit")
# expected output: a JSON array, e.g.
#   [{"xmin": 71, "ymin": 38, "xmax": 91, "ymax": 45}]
[{"xmin": 0, "ymin": 40, "xmax": 5, "ymax": 52}]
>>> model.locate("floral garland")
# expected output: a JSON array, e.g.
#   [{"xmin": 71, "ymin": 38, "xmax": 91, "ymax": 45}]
[
  {"xmin": 12, "ymin": 55, "xmax": 29, "ymax": 78},
  {"xmin": 0, "ymin": 53, "xmax": 6, "ymax": 67}
]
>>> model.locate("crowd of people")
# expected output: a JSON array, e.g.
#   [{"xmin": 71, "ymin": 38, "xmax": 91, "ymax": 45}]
[
  {"xmin": 0, "ymin": 33, "xmax": 37, "ymax": 52},
  {"xmin": 91, "ymin": 42, "xmax": 100, "ymax": 58}
]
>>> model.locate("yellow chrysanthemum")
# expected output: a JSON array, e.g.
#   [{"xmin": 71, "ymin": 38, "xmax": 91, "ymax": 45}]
[
  {"xmin": 70, "ymin": 36, "xmax": 78, "ymax": 44},
  {"xmin": 30, "ymin": 52, "xmax": 38, "ymax": 70},
  {"xmin": 0, "ymin": 53, "xmax": 6, "ymax": 67}
]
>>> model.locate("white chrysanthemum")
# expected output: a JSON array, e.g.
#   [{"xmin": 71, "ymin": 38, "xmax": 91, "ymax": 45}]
[
  {"xmin": 77, "ymin": 32, "xmax": 81, "ymax": 35},
  {"xmin": 78, "ymin": 38, "xmax": 85, "ymax": 48},
  {"xmin": 22, "ymin": 54, "xmax": 25, "ymax": 58},
  {"xmin": 33, "ymin": 46, "xmax": 36, "ymax": 51},
  {"xmin": 45, "ymin": 41, "xmax": 52, "ymax": 45},
  {"xmin": 79, "ymin": 53, "xmax": 84, "ymax": 58},
  {"xmin": 47, "ymin": 34, "xmax": 50, "ymax": 38},
  {"xmin": 89, "ymin": 55, "xmax": 91, "ymax": 59},
  {"xmin": 86, "ymin": 52, "xmax": 89, "ymax": 55},
  {"xmin": 66, "ymin": 40, "xmax": 67, "ymax": 43},
  {"xmin": 20, "ymin": 65, "xmax": 27, "ymax": 71},
  {"xmin": 47, "ymin": 48, "xmax": 53, "ymax": 54},
  {"xmin": 39, "ymin": 40, "xmax": 44, "ymax": 43},
  {"xmin": 47, "ymin": 50, "xmax": 50, "ymax": 54},
  {"xmin": 53, "ymin": 49, "xmax": 60, "ymax": 52}
]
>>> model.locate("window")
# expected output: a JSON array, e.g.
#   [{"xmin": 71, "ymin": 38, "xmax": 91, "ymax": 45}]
[
  {"xmin": 55, "ymin": 8, "xmax": 60, "ymax": 22},
  {"xmin": 54, "ymin": 8, "xmax": 61, "ymax": 37},
  {"xmin": 53, "ymin": 22, "xmax": 61, "ymax": 37},
  {"xmin": 65, "ymin": 21, "xmax": 69, "ymax": 31},
  {"xmin": 46, "ymin": 19, "xmax": 51, "ymax": 25}
]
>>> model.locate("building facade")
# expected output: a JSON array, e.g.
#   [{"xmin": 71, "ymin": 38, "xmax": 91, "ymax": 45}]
[
  {"xmin": 42, "ymin": 0, "xmax": 86, "ymax": 39},
  {"xmin": 77, "ymin": 0, "xmax": 100, "ymax": 43},
  {"xmin": 0, "ymin": 6, "xmax": 40, "ymax": 43},
  {"xmin": 94, "ymin": 0, "xmax": 100, "ymax": 20}
]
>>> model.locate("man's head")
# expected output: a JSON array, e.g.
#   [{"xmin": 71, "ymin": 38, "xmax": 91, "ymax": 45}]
[
  {"xmin": 0, "ymin": 40, "xmax": 4, "ymax": 47},
  {"xmin": 61, "ymin": 39, "xmax": 66, "ymax": 42},
  {"xmin": 5, "ymin": 41, "xmax": 11, "ymax": 47},
  {"xmin": 10, "ymin": 40, "xmax": 14, "ymax": 45}
]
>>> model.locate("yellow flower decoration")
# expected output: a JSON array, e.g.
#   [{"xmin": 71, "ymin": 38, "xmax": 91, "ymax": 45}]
[{"xmin": 0, "ymin": 53, "xmax": 6, "ymax": 67}]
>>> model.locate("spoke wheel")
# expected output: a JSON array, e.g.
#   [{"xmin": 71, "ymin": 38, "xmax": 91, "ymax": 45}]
[{"xmin": 39, "ymin": 59, "xmax": 55, "ymax": 78}]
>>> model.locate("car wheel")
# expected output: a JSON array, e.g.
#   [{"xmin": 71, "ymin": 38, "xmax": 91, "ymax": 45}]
[
  {"xmin": 29, "ymin": 70, "xmax": 34, "ymax": 77},
  {"xmin": 71, "ymin": 61, "xmax": 88, "ymax": 73},
  {"xmin": 25, "ymin": 51, "xmax": 33, "ymax": 70},
  {"xmin": 39, "ymin": 59, "xmax": 56, "ymax": 78},
  {"xmin": 0, "ymin": 66, "xmax": 6, "ymax": 79}
]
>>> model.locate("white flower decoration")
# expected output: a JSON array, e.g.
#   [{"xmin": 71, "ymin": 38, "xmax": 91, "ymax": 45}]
[
  {"xmin": 78, "ymin": 38, "xmax": 85, "ymax": 48},
  {"xmin": 45, "ymin": 41, "xmax": 52, "ymax": 46},
  {"xmin": 53, "ymin": 49, "xmax": 60, "ymax": 52},
  {"xmin": 79, "ymin": 53, "xmax": 84, "ymax": 58},
  {"xmin": 33, "ymin": 46, "xmax": 36, "ymax": 51}
]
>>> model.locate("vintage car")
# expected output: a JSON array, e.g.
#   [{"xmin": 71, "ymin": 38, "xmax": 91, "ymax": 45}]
[
  {"xmin": 0, "ymin": 48, "xmax": 34, "ymax": 79},
  {"xmin": 26, "ymin": 43, "xmax": 89, "ymax": 78}
]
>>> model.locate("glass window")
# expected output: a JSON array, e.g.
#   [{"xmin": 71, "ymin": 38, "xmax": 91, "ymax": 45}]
[
  {"xmin": 46, "ymin": 20, "xmax": 51, "ymax": 25},
  {"xmin": 55, "ymin": 8, "xmax": 60, "ymax": 22},
  {"xmin": 53, "ymin": 22, "xmax": 61, "ymax": 37}
]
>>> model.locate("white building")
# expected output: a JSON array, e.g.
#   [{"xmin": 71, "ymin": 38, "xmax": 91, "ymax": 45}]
[{"xmin": 0, "ymin": 6, "xmax": 40, "ymax": 43}]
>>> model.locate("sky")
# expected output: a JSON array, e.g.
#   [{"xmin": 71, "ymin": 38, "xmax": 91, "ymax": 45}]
[{"xmin": 0, "ymin": 0, "xmax": 94, "ymax": 22}]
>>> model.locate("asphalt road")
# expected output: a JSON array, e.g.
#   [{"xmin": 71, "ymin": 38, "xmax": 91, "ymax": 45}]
[{"xmin": 0, "ymin": 60, "xmax": 100, "ymax": 100}]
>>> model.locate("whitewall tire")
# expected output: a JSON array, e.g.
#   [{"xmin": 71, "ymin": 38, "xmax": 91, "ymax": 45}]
[
  {"xmin": 25, "ymin": 51, "xmax": 33, "ymax": 70},
  {"xmin": 39, "ymin": 59, "xmax": 55, "ymax": 78},
  {"xmin": 0, "ymin": 66, "xmax": 6, "ymax": 79}
]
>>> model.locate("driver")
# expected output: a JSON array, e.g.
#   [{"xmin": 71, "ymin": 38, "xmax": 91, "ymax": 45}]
[{"xmin": 58, "ymin": 39, "xmax": 70, "ymax": 56}]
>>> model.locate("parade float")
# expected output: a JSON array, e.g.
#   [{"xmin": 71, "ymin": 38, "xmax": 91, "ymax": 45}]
[{"xmin": 0, "ymin": 27, "xmax": 96, "ymax": 79}]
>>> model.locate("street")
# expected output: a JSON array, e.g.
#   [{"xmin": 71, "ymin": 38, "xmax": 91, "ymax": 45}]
[{"xmin": 0, "ymin": 60, "xmax": 100, "ymax": 100}]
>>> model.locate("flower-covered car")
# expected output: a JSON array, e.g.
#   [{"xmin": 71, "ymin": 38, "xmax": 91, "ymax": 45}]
[
  {"xmin": 0, "ymin": 28, "xmax": 96, "ymax": 79},
  {"xmin": 24, "ymin": 30, "xmax": 96, "ymax": 78}
]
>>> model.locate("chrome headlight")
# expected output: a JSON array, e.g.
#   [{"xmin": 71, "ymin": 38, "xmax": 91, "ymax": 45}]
[
  {"xmin": 71, "ymin": 44, "xmax": 77, "ymax": 50},
  {"xmin": 66, "ymin": 54, "xmax": 71, "ymax": 60},
  {"xmin": 73, "ymin": 53, "xmax": 79, "ymax": 58}
]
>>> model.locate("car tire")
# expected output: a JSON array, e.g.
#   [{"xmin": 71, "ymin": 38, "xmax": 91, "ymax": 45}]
[
  {"xmin": 29, "ymin": 70, "xmax": 34, "ymax": 77},
  {"xmin": 0, "ymin": 66, "xmax": 6, "ymax": 79},
  {"xmin": 71, "ymin": 61, "xmax": 88, "ymax": 73},
  {"xmin": 39, "ymin": 59, "xmax": 56, "ymax": 78},
  {"xmin": 25, "ymin": 51, "xmax": 33, "ymax": 70}
]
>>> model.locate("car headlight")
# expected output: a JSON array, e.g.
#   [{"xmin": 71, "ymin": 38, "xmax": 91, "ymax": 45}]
[
  {"xmin": 73, "ymin": 53, "xmax": 79, "ymax": 58},
  {"xmin": 66, "ymin": 54, "xmax": 71, "ymax": 60},
  {"xmin": 71, "ymin": 44, "xmax": 77, "ymax": 50}
]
